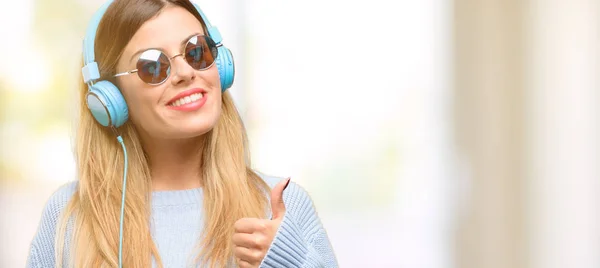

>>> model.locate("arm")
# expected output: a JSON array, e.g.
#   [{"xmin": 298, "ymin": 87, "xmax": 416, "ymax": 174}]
[{"xmin": 260, "ymin": 181, "xmax": 338, "ymax": 268}]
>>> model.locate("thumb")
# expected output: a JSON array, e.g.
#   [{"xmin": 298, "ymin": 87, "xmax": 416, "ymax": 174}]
[{"xmin": 270, "ymin": 178, "xmax": 291, "ymax": 220}]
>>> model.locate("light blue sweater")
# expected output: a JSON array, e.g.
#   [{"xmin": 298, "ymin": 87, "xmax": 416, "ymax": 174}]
[{"xmin": 26, "ymin": 174, "xmax": 338, "ymax": 267}]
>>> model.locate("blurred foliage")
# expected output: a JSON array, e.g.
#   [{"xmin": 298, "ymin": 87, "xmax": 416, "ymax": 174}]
[
  {"xmin": 30, "ymin": 0, "xmax": 89, "ymax": 128},
  {"xmin": 305, "ymin": 131, "xmax": 402, "ymax": 212},
  {"xmin": 0, "ymin": 0, "xmax": 93, "ymax": 182}
]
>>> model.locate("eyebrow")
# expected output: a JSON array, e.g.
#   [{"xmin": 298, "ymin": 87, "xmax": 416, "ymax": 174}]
[{"xmin": 128, "ymin": 32, "xmax": 202, "ymax": 64}]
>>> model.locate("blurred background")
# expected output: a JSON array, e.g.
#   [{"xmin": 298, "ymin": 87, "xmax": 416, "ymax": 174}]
[{"xmin": 0, "ymin": 0, "xmax": 598, "ymax": 267}]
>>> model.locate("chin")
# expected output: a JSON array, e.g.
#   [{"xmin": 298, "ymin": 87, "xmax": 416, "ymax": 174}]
[
  {"xmin": 161, "ymin": 128, "xmax": 211, "ymax": 140},
  {"xmin": 172, "ymin": 118, "xmax": 219, "ymax": 139}
]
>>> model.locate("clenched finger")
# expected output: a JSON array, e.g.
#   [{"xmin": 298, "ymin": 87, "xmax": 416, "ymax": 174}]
[
  {"xmin": 238, "ymin": 259, "xmax": 256, "ymax": 268},
  {"xmin": 234, "ymin": 218, "xmax": 269, "ymax": 234},
  {"xmin": 234, "ymin": 246, "xmax": 263, "ymax": 264},
  {"xmin": 232, "ymin": 233, "xmax": 268, "ymax": 249}
]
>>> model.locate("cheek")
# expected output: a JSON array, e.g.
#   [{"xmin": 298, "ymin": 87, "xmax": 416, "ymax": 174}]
[
  {"xmin": 206, "ymin": 64, "xmax": 222, "ymax": 90},
  {"xmin": 118, "ymin": 78, "xmax": 159, "ymax": 121},
  {"xmin": 213, "ymin": 94, "xmax": 223, "ymax": 117}
]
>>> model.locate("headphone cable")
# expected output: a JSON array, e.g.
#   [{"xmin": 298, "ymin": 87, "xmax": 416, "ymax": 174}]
[{"xmin": 116, "ymin": 135, "xmax": 128, "ymax": 268}]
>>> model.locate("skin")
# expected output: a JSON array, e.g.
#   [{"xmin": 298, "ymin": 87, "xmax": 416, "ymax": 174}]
[
  {"xmin": 114, "ymin": 5, "xmax": 290, "ymax": 267},
  {"xmin": 233, "ymin": 178, "xmax": 290, "ymax": 268},
  {"xmin": 115, "ymin": 5, "xmax": 221, "ymax": 191}
]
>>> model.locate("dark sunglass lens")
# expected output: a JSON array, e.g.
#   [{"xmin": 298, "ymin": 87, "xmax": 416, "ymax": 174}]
[
  {"xmin": 136, "ymin": 50, "xmax": 171, "ymax": 84},
  {"xmin": 185, "ymin": 35, "xmax": 218, "ymax": 70}
]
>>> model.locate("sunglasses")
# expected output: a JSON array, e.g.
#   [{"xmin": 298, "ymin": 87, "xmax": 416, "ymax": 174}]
[{"xmin": 114, "ymin": 34, "xmax": 218, "ymax": 85}]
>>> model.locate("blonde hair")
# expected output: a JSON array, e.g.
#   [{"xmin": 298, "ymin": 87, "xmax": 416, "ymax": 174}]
[{"xmin": 55, "ymin": 0, "xmax": 269, "ymax": 267}]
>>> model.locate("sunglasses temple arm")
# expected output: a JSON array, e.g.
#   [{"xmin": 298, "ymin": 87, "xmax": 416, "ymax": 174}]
[{"xmin": 114, "ymin": 69, "xmax": 138, "ymax": 78}]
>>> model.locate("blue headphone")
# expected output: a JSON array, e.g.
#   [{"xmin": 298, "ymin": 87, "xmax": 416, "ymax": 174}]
[{"xmin": 81, "ymin": 0, "xmax": 235, "ymax": 129}]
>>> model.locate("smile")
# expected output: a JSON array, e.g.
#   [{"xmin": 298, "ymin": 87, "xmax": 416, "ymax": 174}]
[
  {"xmin": 167, "ymin": 88, "xmax": 208, "ymax": 111},
  {"xmin": 169, "ymin": 92, "xmax": 204, "ymax": 107}
]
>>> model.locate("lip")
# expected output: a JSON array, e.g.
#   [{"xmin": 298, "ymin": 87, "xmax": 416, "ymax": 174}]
[
  {"xmin": 166, "ymin": 88, "xmax": 208, "ymax": 112},
  {"xmin": 167, "ymin": 88, "xmax": 207, "ymax": 105}
]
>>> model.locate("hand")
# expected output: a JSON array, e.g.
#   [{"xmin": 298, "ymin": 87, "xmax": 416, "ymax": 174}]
[{"xmin": 232, "ymin": 178, "xmax": 291, "ymax": 268}]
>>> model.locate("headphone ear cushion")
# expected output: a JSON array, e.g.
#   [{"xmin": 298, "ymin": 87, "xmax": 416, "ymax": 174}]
[
  {"xmin": 86, "ymin": 80, "xmax": 129, "ymax": 128},
  {"xmin": 216, "ymin": 46, "xmax": 234, "ymax": 91}
]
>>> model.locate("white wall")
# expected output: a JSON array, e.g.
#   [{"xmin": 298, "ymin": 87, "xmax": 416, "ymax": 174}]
[
  {"xmin": 233, "ymin": 0, "xmax": 454, "ymax": 267},
  {"xmin": 525, "ymin": 1, "xmax": 600, "ymax": 268}
]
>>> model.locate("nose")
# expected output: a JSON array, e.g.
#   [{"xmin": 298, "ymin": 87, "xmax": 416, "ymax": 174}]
[{"xmin": 170, "ymin": 54, "xmax": 196, "ymax": 86}]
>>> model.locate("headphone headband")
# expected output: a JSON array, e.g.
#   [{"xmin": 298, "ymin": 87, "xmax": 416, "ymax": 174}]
[
  {"xmin": 82, "ymin": 0, "xmax": 235, "ymax": 131},
  {"xmin": 81, "ymin": 0, "xmax": 222, "ymax": 84}
]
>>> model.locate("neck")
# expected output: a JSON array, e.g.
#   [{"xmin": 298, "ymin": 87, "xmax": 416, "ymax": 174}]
[{"xmin": 141, "ymin": 134, "xmax": 205, "ymax": 191}]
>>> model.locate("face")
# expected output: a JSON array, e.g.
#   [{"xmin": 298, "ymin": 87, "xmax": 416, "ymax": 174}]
[{"xmin": 115, "ymin": 5, "xmax": 222, "ymax": 141}]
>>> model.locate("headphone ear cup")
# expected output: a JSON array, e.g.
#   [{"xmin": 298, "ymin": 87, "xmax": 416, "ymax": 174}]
[
  {"xmin": 216, "ymin": 46, "xmax": 234, "ymax": 91},
  {"xmin": 86, "ymin": 80, "xmax": 129, "ymax": 128}
]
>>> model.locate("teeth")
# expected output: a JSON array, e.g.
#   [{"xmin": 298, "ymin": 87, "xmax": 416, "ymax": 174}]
[{"xmin": 171, "ymin": 93, "xmax": 203, "ymax": 107}]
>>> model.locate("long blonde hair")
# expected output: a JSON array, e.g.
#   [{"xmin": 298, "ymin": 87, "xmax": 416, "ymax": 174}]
[{"xmin": 55, "ymin": 0, "xmax": 270, "ymax": 267}]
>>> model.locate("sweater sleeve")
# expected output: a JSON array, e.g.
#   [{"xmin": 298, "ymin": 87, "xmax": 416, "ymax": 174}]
[
  {"xmin": 26, "ymin": 243, "xmax": 42, "ymax": 268},
  {"xmin": 26, "ymin": 181, "xmax": 77, "ymax": 268},
  {"xmin": 260, "ymin": 181, "xmax": 338, "ymax": 268}
]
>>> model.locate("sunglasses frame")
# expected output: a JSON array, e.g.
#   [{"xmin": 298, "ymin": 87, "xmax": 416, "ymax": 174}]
[{"xmin": 113, "ymin": 34, "xmax": 218, "ymax": 85}]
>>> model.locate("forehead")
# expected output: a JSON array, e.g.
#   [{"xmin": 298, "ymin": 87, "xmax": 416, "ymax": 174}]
[{"xmin": 124, "ymin": 5, "xmax": 204, "ymax": 54}]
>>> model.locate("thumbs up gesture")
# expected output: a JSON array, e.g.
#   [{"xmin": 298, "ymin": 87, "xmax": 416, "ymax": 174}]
[{"xmin": 233, "ymin": 178, "xmax": 291, "ymax": 268}]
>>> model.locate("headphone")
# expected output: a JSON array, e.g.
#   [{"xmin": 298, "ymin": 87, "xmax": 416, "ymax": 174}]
[
  {"xmin": 80, "ymin": 1, "xmax": 233, "ymax": 267},
  {"xmin": 81, "ymin": 0, "xmax": 235, "ymax": 129}
]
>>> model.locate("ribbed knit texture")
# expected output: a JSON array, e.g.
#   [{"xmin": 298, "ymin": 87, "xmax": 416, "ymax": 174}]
[{"xmin": 26, "ymin": 174, "xmax": 338, "ymax": 267}]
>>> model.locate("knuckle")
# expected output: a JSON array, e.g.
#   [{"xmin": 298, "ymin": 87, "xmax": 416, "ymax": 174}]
[
  {"xmin": 257, "ymin": 221, "xmax": 268, "ymax": 232},
  {"xmin": 254, "ymin": 236, "xmax": 265, "ymax": 247},
  {"xmin": 238, "ymin": 260, "xmax": 250, "ymax": 268},
  {"xmin": 234, "ymin": 218, "xmax": 249, "ymax": 230},
  {"xmin": 252, "ymin": 250, "xmax": 264, "ymax": 261}
]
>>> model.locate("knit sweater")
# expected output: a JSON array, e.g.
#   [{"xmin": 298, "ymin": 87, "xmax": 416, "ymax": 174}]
[{"xmin": 26, "ymin": 174, "xmax": 338, "ymax": 267}]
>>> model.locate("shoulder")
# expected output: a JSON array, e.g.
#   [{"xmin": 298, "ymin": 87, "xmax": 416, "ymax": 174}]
[
  {"xmin": 255, "ymin": 170, "xmax": 287, "ymax": 188},
  {"xmin": 27, "ymin": 180, "xmax": 78, "ymax": 267},
  {"xmin": 255, "ymin": 171, "xmax": 310, "ymax": 198},
  {"xmin": 254, "ymin": 171, "xmax": 317, "ymax": 215},
  {"xmin": 32, "ymin": 180, "xmax": 78, "ymax": 240},
  {"xmin": 40, "ymin": 181, "xmax": 78, "ymax": 221}
]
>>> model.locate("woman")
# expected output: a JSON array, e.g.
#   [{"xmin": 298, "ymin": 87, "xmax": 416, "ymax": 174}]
[{"xmin": 26, "ymin": 0, "xmax": 337, "ymax": 267}]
